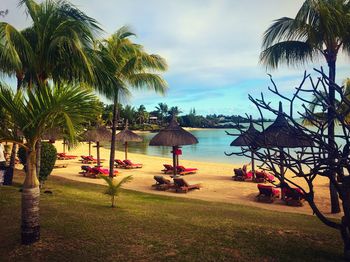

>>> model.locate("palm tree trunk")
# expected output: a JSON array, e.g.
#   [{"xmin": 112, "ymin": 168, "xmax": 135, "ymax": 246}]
[
  {"xmin": 109, "ymin": 94, "xmax": 118, "ymax": 179},
  {"xmin": 22, "ymin": 147, "xmax": 40, "ymax": 245},
  {"xmin": 36, "ymin": 140, "xmax": 41, "ymax": 185},
  {"xmin": 3, "ymin": 143, "xmax": 16, "ymax": 185},
  {"xmin": 328, "ymin": 57, "xmax": 341, "ymax": 214}
]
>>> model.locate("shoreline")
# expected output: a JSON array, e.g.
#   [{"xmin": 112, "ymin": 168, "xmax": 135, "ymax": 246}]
[{"xmin": 45, "ymin": 141, "xmax": 341, "ymax": 219}]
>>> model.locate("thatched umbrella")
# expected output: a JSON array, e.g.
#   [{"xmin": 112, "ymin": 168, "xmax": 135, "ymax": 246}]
[
  {"xmin": 230, "ymin": 121, "xmax": 261, "ymax": 177},
  {"xmin": 41, "ymin": 127, "xmax": 66, "ymax": 152},
  {"xmin": 115, "ymin": 122, "xmax": 142, "ymax": 160},
  {"xmin": 83, "ymin": 126, "xmax": 111, "ymax": 166},
  {"xmin": 259, "ymin": 102, "xmax": 313, "ymax": 196},
  {"xmin": 149, "ymin": 117, "xmax": 198, "ymax": 177}
]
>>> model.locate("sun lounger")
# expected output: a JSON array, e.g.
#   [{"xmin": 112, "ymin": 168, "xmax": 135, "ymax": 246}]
[
  {"xmin": 80, "ymin": 155, "xmax": 102, "ymax": 164},
  {"xmin": 173, "ymin": 177, "xmax": 201, "ymax": 193},
  {"xmin": 115, "ymin": 159, "xmax": 128, "ymax": 168},
  {"xmin": 57, "ymin": 153, "xmax": 77, "ymax": 160},
  {"xmin": 91, "ymin": 166, "xmax": 118, "ymax": 178},
  {"xmin": 282, "ymin": 187, "xmax": 305, "ymax": 206},
  {"xmin": 254, "ymin": 170, "xmax": 275, "ymax": 183},
  {"xmin": 152, "ymin": 175, "xmax": 174, "ymax": 191},
  {"xmin": 123, "ymin": 160, "xmax": 142, "ymax": 168},
  {"xmin": 80, "ymin": 165, "xmax": 93, "ymax": 176},
  {"xmin": 161, "ymin": 164, "xmax": 174, "ymax": 174},
  {"xmin": 233, "ymin": 164, "xmax": 253, "ymax": 181},
  {"xmin": 54, "ymin": 163, "xmax": 68, "ymax": 168},
  {"xmin": 176, "ymin": 165, "xmax": 198, "ymax": 175},
  {"xmin": 256, "ymin": 184, "xmax": 280, "ymax": 203}
]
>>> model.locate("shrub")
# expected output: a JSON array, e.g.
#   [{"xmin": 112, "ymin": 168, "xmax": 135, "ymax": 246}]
[{"xmin": 18, "ymin": 142, "xmax": 57, "ymax": 186}]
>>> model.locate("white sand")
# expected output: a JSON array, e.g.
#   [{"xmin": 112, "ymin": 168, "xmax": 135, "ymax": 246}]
[{"xmin": 47, "ymin": 141, "xmax": 340, "ymax": 218}]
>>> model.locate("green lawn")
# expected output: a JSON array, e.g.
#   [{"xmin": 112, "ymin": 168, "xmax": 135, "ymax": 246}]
[{"xmin": 0, "ymin": 174, "xmax": 342, "ymax": 261}]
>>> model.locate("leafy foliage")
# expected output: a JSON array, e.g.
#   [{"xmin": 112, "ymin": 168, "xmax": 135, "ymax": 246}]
[{"xmin": 100, "ymin": 175, "xmax": 133, "ymax": 207}]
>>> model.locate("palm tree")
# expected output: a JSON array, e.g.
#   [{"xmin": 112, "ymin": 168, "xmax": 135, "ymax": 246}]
[
  {"xmin": 121, "ymin": 105, "xmax": 136, "ymax": 125},
  {"xmin": 97, "ymin": 26, "xmax": 168, "ymax": 178},
  {"xmin": 0, "ymin": 82, "xmax": 98, "ymax": 244},
  {"xmin": 100, "ymin": 175, "xmax": 133, "ymax": 207},
  {"xmin": 155, "ymin": 102, "xmax": 169, "ymax": 125},
  {"xmin": 0, "ymin": 0, "xmax": 102, "ymax": 185},
  {"xmin": 136, "ymin": 105, "xmax": 149, "ymax": 125},
  {"xmin": 168, "ymin": 106, "xmax": 182, "ymax": 118},
  {"xmin": 260, "ymin": 0, "xmax": 350, "ymax": 213}
]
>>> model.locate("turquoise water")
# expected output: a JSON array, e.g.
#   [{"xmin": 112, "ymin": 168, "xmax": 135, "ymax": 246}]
[{"xmin": 115, "ymin": 128, "xmax": 246, "ymax": 164}]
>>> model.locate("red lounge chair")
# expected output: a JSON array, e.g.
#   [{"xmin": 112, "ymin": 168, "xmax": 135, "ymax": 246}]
[
  {"xmin": 57, "ymin": 152, "xmax": 77, "ymax": 160},
  {"xmin": 80, "ymin": 155, "xmax": 98, "ymax": 164},
  {"xmin": 152, "ymin": 176, "xmax": 174, "ymax": 191},
  {"xmin": 233, "ymin": 164, "xmax": 253, "ymax": 181},
  {"xmin": 173, "ymin": 177, "xmax": 202, "ymax": 193},
  {"xmin": 123, "ymin": 160, "xmax": 142, "ymax": 168},
  {"xmin": 161, "ymin": 164, "xmax": 174, "ymax": 174},
  {"xmin": 115, "ymin": 159, "xmax": 128, "ymax": 168},
  {"xmin": 176, "ymin": 165, "xmax": 198, "ymax": 175},
  {"xmin": 254, "ymin": 170, "xmax": 275, "ymax": 183},
  {"xmin": 91, "ymin": 167, "xmax": 118, "ymax": 177},
  {"xmin": 282, "ymin": 187, "xmax": 305, "ymax": 206},
  {"xmin": 256, "ymin": 184, "xmax": 280, "ymax": 203},
  {"xmin": 80, "ymin": 165, "xmax": 93, "ymax": 176}
]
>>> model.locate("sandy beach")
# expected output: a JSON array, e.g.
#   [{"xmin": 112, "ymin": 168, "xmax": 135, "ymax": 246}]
[{"xmin": 43, "ymin": 141, "xmax": 339, "ymax": 218}]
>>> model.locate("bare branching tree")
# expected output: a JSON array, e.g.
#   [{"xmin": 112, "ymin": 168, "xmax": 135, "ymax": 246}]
[
  {"xmin": 228, "ymin": 69, "xmax": 350, "ymax": 259},
  {"xmin": 0, "ymin": 9, "xmax": 8, "ymax": 17}
]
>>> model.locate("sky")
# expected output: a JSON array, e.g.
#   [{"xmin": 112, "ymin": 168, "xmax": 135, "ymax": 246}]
[{"xmin": 2, "ymin": 0, "xmax": 350, "ymax": 117}]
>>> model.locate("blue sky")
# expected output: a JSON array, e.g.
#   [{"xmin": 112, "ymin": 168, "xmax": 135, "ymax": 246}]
[{"xmin": 2, "ymin": 0, "xmax": 350, "ymax": 117}]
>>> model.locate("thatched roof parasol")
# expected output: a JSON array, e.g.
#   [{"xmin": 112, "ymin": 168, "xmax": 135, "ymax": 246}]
[
  {"xmin": 230, "ymin": 123, "xmax": 261, "ymax": 174},
  {"xmin": 41, "ymin": 127, "xmax": 63, "ymax": 142},
  {"xmin": 149, "ymin": 117, "xmax": 198, "ymax": 177},
  {"xmin": 83, "ymin": 126, "xmax": 111, "ymax": 142},
  {"xmin": 83, "ymin": 126, "xmax": 111, "ymax": 166},
  {"xmin": 259, "ymin": 102, "xmax": 312, "ymax": 148},
  {"xmin": 149, "ymin": 118, "xmax": 198, "ymax": 147},
  {"xmin": 230, "ymin": 123, "xmax": 260, "ymax": 147},
  {"xmin": 115, "ymin": 122, "xmax": 142, "ymax": 160},
  {"xmin": 258, "ymin": 102, "xmax": 313, "ymax": 198}
]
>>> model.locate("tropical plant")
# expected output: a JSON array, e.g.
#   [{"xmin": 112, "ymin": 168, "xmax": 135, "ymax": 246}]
[
  {"xmin": 0, "ymin": 82, "xmax": 98, "ymax": 245},
  {"xmin": 96, "ymin": 26, "xmax": 167, "ymax": 178},
  {"xmin": 155, "ymin": 102, "xmax": 168, "ymax": 125},
  {"xmin": 168, "ymin": 106, "xmax": 182, "ymax": 118},
  {"xmin": 100, "ymin": 175, "xmax": 133, "ymax": 207},
  {"xmin": 121, "ymin": 105, "xmax": 136, "ymax": 125},
  {"xmin": 260, "ymin": 0, "xmax": 350, "ymax": 214},
  {"xmin": 136, "ymin": 105, "xmax": 149, "ymax": 125}
]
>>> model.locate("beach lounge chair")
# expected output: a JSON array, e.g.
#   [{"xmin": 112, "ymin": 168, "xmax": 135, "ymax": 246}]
[
  {"xmin": 54, "ymin": 163, "xmax": 68, "ymax": 168},
  {"xmin": 176, "ymin": 165, "xmax": 198, "ymax": 175},
  {"xmin": 161, "ymin": 164, "xmax": 174, "ymax": 174},
  {"xmin": 91, "ymin": 166, "xmax": 118, "ymax": 178},
  {"xmin": 233, "ymin": 164, "xmax": 253, "ymax": 181},
  {"xmin": 115, "ymin": 159, "xmax": 128, "ymax": 168},
  {"xmin": 173, "ymin": 177, "xmax": 201, "ymax": 193},
  {"xmin": 256, "ymin": 184, "xmax": 280, "ymax": 203},
  {"xmin": 80, "ymin": 155, "xmax": 98, "ymax": 164},
  {"xmin": 282, "ymin": 187, "xmax": 305, "ymax": 206},
  {"xmin": 123, "ymin": 160, "xmax": 142, "ymax": 168},
  {"xmin": 152, "ymin": 175, "xmax": 174, "ymax": 191},
  {"xmin": 80, "ymin": 165, "xmax": 93, "ymax": 176},
  {"xmin": 254, "ymin": 170, "xmax": 275, "ymax": 183},
  {"xmin": 57, "ymin": 153, "xmax": 77, "ymax": 160}
]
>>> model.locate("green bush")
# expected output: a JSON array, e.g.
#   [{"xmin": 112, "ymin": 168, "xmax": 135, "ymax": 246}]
[{"xmin": 18, "ymin": 142, "xmax": 57, "ymax": 185}]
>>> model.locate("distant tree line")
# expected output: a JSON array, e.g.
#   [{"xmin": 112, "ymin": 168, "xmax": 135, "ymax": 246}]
[{"xmin": 99, "ymin": 102, "xmax": 272, "ymax": 129}]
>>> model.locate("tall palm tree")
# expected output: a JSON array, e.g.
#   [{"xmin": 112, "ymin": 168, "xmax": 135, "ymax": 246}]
[
  {"xmin": 168, "ymin": 106, "xmax": 182, "ymax": 118},
  {"xmin": 260, "ymin": 0, "xmax": 350, "ymax": 213},
  {"xmin": 0, "ymin": 0, "xmax": 102, "ymax": 184},
  {"xmin": 155, "ymin": 102, "xmax": 169, "ymax": 125},
  {"xmin": 97, "ymin": 26, "xmax": 168, "ymax": 178},
  {"xmin": 0, "ymin": 82, "xmax": 98, "ymax": 245},
  {"xmin": 0, "ymin": 0, "xmax": 101, "ymax": 87},
  {"xmin": 136, "ymin": 105, "xmax": 148, "ymax": 125}
]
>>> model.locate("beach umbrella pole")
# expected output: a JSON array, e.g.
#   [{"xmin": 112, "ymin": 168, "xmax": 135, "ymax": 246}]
[
  {"xmin": 280, "ymin": 147, "xmax": 285, "ymax": 199},
  {"xmin": 96, "ymin": 141, "xmax": 100, "ymax": 166},
  {"xmin": 172, "ymin": 146, "xmax": 177, "ymax": 177},
  {"xmin": 125, "ymin": 142, "xmax": 128, "ymax": 160},
  {"xmin": 63, "ymin": 139, "xmax": 66, "ymax": 154},
  {"xmin": 251, "ymin": 150, "xmax": 255, "ymax": 180},
  {"xmin": 88, "ymin": 141, "xmax": 91, "ymax": 156}
]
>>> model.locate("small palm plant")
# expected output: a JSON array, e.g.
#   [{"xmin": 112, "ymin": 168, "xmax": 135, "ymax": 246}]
[{"xmin": 100, "ymin": 175, "xmax": 133, "ymax": 207}]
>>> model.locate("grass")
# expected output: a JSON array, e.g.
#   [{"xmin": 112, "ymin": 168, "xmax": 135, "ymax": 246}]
[{"xmin": 0, "ymin": 174, "xmax": 343, "ymax": 262}]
